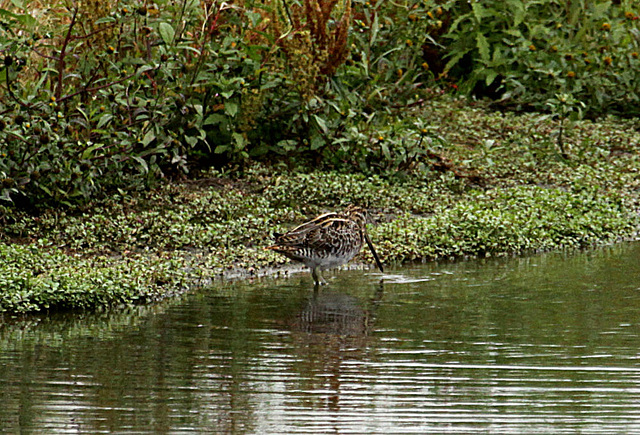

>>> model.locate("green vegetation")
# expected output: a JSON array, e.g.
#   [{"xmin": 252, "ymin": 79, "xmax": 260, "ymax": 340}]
[
  {"xmin": 445, "ymin": 1, "xmax": 640, "ymax": 114},
  {"xmin": 2, "ymin": 101, "xmax": 639, "ymax": 312},
  {"xmin": 1, "ymin": 1, "xmax": 639, "ymax": 312},
  {"xmin": 0, "ymin": 244, "xmax": 175, "ymax": 312},
  {"xmin": 2, "ymin": 0, "xmax": 639, "ymax": 205}
]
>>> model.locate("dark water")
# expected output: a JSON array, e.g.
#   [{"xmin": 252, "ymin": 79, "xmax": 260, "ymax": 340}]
[{"xmin": 2, "ymin": 243, "xmax": 640, "ymax": 433}]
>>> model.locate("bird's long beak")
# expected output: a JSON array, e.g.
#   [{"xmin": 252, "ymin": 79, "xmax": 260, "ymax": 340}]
[{"xmin": 364, "ymin": 232, "xmax": 384, "ymax": 273}]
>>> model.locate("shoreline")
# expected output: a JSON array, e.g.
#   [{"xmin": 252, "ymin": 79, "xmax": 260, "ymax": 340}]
[{"xmin": 2, "ymin": 101, "xmax": 639, "ymax": 314}]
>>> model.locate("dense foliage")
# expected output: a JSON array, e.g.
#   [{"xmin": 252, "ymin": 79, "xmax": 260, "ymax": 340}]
[
  {"xmin": 1, "ymin": 0, "xmax": 638, "ymax": 205},
  {"xmin": 445, "ymin": 0, "xmax": 640, "ymax": 114}
]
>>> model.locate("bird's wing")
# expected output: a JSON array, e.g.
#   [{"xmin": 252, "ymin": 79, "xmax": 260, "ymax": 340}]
[
  {"xmin": 274, "ymin": 215, "xmax": 355, "ymax": 252},
  {"xmin": 272, "ymin": 212, "xmax": 340, "ymax": 246},
  {"xmin": 303, "ymin": 217, "xmax": 359, "ymax": 253}
]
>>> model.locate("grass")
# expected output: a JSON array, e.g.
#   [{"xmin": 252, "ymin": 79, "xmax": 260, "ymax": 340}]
[{"xmin": 1, "ymin": 98, "xmax": 639, "ymax": 313}]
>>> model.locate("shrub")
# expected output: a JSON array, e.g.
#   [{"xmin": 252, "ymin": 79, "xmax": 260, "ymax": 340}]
[
  {"xmin": 444, "ymin": 0, "xmax": 640, "ymax": 116},
  {"xmin": 0, "ymin": 0, "xmax": 212, "ymax": 205},
  {"xmin": 2, "ymin": 0, "xmax": 639, "ymax": 208}
]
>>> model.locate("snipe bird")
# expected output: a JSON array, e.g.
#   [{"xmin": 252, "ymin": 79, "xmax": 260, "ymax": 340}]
[{"xmin": 266, "ymin": 205, "xmax": 384, "ymax": 285}]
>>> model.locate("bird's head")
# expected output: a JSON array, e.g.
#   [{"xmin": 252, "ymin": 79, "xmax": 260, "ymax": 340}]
[{"xmin": 344, "ymin": 205, "xmax": 384, "ymax": 273}]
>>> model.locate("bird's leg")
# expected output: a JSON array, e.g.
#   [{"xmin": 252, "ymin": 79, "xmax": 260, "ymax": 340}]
[
  {"xmin": 312, "ymin": 266, "xmax": 327, "ymax": 286},
  {"xmin": 318, "ymin": 269, "xmax": 328, "ymax": 285}
]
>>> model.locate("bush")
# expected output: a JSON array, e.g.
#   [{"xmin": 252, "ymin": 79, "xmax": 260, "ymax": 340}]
[
  {"xmin": 444, "ymin": 0, "xmax": 640, "ymax": 116},
  {"xmin": 0, "ymin": 0, "xmax": 210, "ymax": 205},
  {"xmin": 2, "ymin": 0, "xmax": 639, "ymax": 207}
]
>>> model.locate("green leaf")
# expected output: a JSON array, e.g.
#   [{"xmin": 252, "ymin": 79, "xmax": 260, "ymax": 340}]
[
  {"xmin": 593, "ymin": 1, "xmax": 611, "ymax": 19},
  {"xmin": 232, "ymin": 132, "xmax": 246, "ymax": 150},
  {"xmin": 313, "ymin": 114, "xmax": 328, "ymax": 135},
  {"xmin": 485, "ymin": 69, "xmax": 498, "ymax": 87},
  {"xmin": 204, "ymin": 114, "xmax": 226, "ymax": 125},
  {"xmin": 225, "ymin": 102, "xmax": 238, "ymax": 117},
  {"xmin": 277, "ymin": 140, "xmax": 297, "ymax": 151},
  {"xmin": 15, "ymin": 12, "xmax": 35, "ymax": 27},
  {"xmin": 38, "ymin": 184, "xmax": 52, "ymax": 196},
  {"xmin": 132, "ymin": 155, "xmax": 149, "ymax": 173},
  {"xmin": 447, "ymin": 14, "xmax": 471, "ymax": 34},
  {"xmin": 214, "ymin": 145, "xmax": 229, "ymax": 154},
  {"xmin": 504, "ymin": 28, "xmax": 523, "ymax": 37},
  {"xmin": 81, "ymin": 143, "xmax": 104, "ymax": 160},
  {"xmin": 491, "ymin": 46, "xmax": 504, "ymax": 65},
  {"xmin": 96, "ymin": 114, "xmax": 113, "ymax": 129},
  {"xmin": 176, "ymin": 44, "xmax": 201, "ymax": 55},
  {"xmin": 76, "ymin": 107, "xmax": 89, "ymax": 123},
  {"xmin": 250, "ymin": 144, "xmax": 270, "ymax": 156},
  {"xmin": 476, "ymin": 33, "xmax": 490, "ymax": 62},
  {"xmin": 381, "ymin": 143, "xmax": 390, "ymax": 160},
  {"xmin": 443, "ymin": 49, "xmax": 470, "ymax": 74},
  {"xmin": 370, "ymin": 12, "xmax": 379, "ymax": 46},
  {"xmin": 142, "ymin": 130, "xmax": 156, "ymax": 146},
  {"xmin": 137, "ymin": 65, "xmax": 155, "ymax": 75},
  {"xmin": 0, "ymin": 9, "xmax": 17, "ymax": 19},
  {"xmin": 509, "ymin": 0, "xmax": 525, "ymax": 27},
  {"xmin": 472, "ymin": 2, "xmax": 490, "ymax": 21},
  {"xmin": 310, "ymin": 135, "xmax": 324, "ymax": 150},
  {"xmin": 185, "ymin": 136, "xmax": 198, "ymax": 146},
  {"xmin": 246, "ymin": 10, "xmax": 263, "ymax": 26},
  {"xmin": 158, "ymin": 22, "xmax": 175, "ymax": 46},
  {"xmin": 95, "ymin": 16, "xmax": 115, "ymax": 25}
]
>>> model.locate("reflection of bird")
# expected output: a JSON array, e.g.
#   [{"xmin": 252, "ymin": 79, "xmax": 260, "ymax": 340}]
[
  {"xmin": 293, "ymin": 282, "xmax": 385, "ymax": 336},
  {"xmin": 296, "ymin": 292, "xmax": 368, "ymax": 335},
  {"xmin": 266, "ymin": 205, "xmax": 384, "ymax": 285}
]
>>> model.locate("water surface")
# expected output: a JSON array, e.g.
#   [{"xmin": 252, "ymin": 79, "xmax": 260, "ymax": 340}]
[{"xmin": 2, "ymin": 243, "xmax": 640, "ymax": 433}]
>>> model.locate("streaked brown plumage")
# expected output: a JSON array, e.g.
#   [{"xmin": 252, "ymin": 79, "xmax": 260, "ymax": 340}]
[{"xmin": 266, "ymin": 205, "xmax": 384, "ymax": 285}]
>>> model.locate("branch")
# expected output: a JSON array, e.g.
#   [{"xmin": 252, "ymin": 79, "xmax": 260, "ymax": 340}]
[
  {"xmin": 31, "ymin": 46, "xmax": 59, "ymax": 61},
  {"xmin": 72, "ymin": 21, "xmax": 119, "ymax": 41},
  {"xmin": 2, "ymin": 65, "xmax": 31, "ymax": 109},
  {"xmin": 56, "ymin": 7, "xmax": 79, "ymax": 101},
  {"xmin": 57, "ymin": 72, "xmax": 137, "ymax": 104}
]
